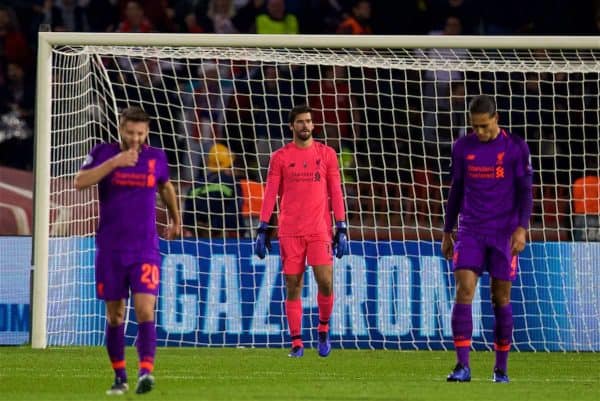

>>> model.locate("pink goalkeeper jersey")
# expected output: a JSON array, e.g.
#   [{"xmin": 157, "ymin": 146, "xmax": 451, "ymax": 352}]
[{"xmin": 260, "ymin": 140, "xmax": 346, "ymax": 237}]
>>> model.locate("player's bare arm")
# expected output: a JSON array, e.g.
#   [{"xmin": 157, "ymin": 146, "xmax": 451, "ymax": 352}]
[
  {"xmin": 158, "ymin": 181, "xmax": 181, "ymax": 239},
  {"xmin": 510, "ymin": 226, "xmax": 527, "ymax": 255},
  {"xmin": 74, "ymin": 149, "xmax": 138, "ymax": 190},
  {"xmin": 441, "ymin": 232, "xmax": 455, "ymax": 260},
  {"xmin": 441, "ymin": 176, "xmax": 462, "ymax": 260}
]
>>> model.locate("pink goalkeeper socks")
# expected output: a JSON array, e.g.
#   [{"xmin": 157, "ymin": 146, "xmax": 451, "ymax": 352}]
[
  {"xmin": 285, "ymin": 299, "xmax": 303, "ymax": 342},
  {"xmin": 317, "ymin": 292, "xmax": 334, "ymax": 332}
]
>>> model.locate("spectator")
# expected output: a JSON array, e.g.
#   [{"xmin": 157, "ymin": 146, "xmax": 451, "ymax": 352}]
[
  {"xmin": 239, "ymin": 177, "xmax": 265, "ymax": 236},
  {"xmin": 0, "ymin": 62, "xmax": 34, "ymax": 170},
  {"xmin": 173, "ymin": 0, "xmax": 209, "ymax": 32},
  {"xmin": 181, "ymin": 61, "xmax": 234, "ymax": 181},
  {"xmin": 298, "ymin": 0, "xmax": 343, "ymax": 34},
  {"xmin": 180, "ymin": 12, "xmax": 207, "ymax": 33},
  {"xmin": 481, "ymin": 0, "xmax": 531, "ymax": 34},
  {"xmin": 0, "ymin": 5, "xmax": 32, "ymax": 69},
  {"xmin": 572, "ymin": 157, "xmax": 600, "ymax": 241},
  {"xmin": 421, "ymin": 15, "xmax": 466, "ymax": 130},
  {"xmin": 113, "ymin": 58, "xmax": 182, "ymax": 172},
  {"xmin": 427, "ymin": 0, "xmax": 480, "ymax": 34},
  {"xmin": 248, "ymin": 65, "xmax": 295, "ymax": 180},
  {"xmin": 254, "ymin": 0, "xmax": 298, "ymax": 34},
  {"xmin": 336, "ymin": 0, "xmax": 372, "ymax": 34},
  {"xmin": 338, "ymin": 145, "xmax": 360, "ymax": 223},
  {"xmin": 183, "ymin": 143, "xmax": 244, "ymax": 238},
  {"xmin": 370, "ymin": 0, "xmax": 426, "ymax": 34},
  {"xmin": 404, "ymin": 157, "xmax": 444, "ymax": 228},
  {"xmin": 232, "ymin": 0, "xmax": 264, "ymax": 33},
  {"xmin": 86, "ymin": 0, "xmax": 118, "ymax": 32},
  {"xmin": 44, "ymin": 0, "xmax": 90, "ymax": 32},
  {"xmin": 423, "ymin": 81, "xmax": 467, "ymax": 174},
  {"xmin": 308, "ymin": 65, "xmax": 361, "ymax": 150},
  {"xmin": 207, "ymin": 0, "xmax": 240, "ymax": 33},
  {"xmin": 138, "ymin": 0, "xmax": 176, "ymax": 32},
  {"xmin": 0, "ymin": 62, "xmax": 34, "ymax": 122},
  {"xmin": 192, "ymin": 60, "xmax": 234, "ymax": 150},
  {"xmin": 116, "ymin": 1, "xmax": 153, "ymax": 33},
  {"xmin": 117, "ymin": 0, "xmax": 175, "ymax": 32}
]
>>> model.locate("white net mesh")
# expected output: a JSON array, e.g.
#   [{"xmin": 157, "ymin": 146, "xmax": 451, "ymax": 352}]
[{"xmin": 42, "ymin": 42, "xmax": 600, "ymax": 351}]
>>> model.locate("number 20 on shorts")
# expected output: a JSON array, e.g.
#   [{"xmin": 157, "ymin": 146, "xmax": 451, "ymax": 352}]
[{"xmin": 141, "ymin": 263, "xmax": 159, "ymax": 290}]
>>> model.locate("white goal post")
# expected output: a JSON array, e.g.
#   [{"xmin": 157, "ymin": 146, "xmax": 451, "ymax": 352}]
[{"xmin": 32, "ymin": 33, "xmax": 600, "ymax": 350}]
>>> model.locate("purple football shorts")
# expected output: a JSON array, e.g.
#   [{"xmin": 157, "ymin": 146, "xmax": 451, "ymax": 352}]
[
  {"xmin": 452, "ymin": 231, "xmax": 518, "ymax": 281},
  {"xmin": 95, "ymin": 249, "xmax": 161, "ymax": 300}
]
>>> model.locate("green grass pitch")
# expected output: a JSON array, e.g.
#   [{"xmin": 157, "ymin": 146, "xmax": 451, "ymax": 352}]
[{"xmin": 0, "ymin": 347, "xmax": 598, "ymax": 401}]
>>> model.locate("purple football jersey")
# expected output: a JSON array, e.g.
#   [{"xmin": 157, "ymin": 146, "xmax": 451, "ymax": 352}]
[
  {"xmin": 80, "ymin": 143, "xmax": 169, "ymax": 251},
  {"xmin": 451, "ymin": 129, "xmax": 532, "ymax": 235}
]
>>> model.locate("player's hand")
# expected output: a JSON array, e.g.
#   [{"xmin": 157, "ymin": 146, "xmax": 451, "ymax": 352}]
[
  {"xmin": 164, "ymin": 220, "xmax": 182, "ymax": 240},
  {"xmin": 510, "ymin": 226, "xmax": 527, "ymax": 255},
  {"xmin": 254, "ymin": 221, "xmax": 272, "ymax": 259},
  {"xmin": 441, "ymin": 232, "xmax": 455, "ymax": 260},
  {"xmin": 112, "ymin": 149, "xmax": 138, "ymax": 168},
  {"xmin": 333, "ymin": 221, "xmax": 349, "ymax": 259}
]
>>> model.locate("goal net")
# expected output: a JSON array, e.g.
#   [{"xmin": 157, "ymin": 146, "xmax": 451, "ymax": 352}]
[{"xmin": 32, "ymin": 34, "xmax": 600, "ymax": 351}]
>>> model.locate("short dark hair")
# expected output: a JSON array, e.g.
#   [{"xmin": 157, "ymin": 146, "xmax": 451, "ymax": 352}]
[
  {"xmin": 289, "ymin": 104, "xmax": 312, "ymax": 124},
  {"xmin": 468, "ymin": 95, "xmax": 496, "ymax": 116},
  {"xmin": 119, "ymin": 106, "xmax": 150, "ymax": 126}
]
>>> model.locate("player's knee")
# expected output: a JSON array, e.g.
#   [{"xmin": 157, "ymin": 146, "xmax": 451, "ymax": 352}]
[
  {"xmin": 317, "ymin": 281, "xmax": 333, "ymax": 296},
  {"xmin": 134, "ymin": 305, "xmax": 155, "ymax": 322},
  {"xmin": 136, "ymin": 312, "xmax": 154, "ymax": 322},
  {"xmin": 285, "ymin": 275, "xmax": 303, "ymax": 298},
  {"xmin": 455, "ymin": 286, "xmax": 476, "ymax": 303},
  {"xmin": 106, "ymin": 313, "xmax": 125, "ymax": 326},
  {"xmin": 286, "ymin": 287, "xmax": 302, "ymax": 300},
  {"xmin": 491, "ymin": 294, "xmax": 510, "ymax": 307}
]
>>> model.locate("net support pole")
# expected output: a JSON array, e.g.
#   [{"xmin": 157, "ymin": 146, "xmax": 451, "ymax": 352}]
[{"xmin": 31, "ymin": 32, "xmax": 53, "ymax": 349}]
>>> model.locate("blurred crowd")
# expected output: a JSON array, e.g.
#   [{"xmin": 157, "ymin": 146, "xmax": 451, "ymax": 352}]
[{"xmin": 1, "ymin": 0, "xmax": 600, "ymax": 240}]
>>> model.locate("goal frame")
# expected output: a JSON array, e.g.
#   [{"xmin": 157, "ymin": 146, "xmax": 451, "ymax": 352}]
[{"xmin": 32, "ymin": 32, "xmax": 600, "ymax": 348}]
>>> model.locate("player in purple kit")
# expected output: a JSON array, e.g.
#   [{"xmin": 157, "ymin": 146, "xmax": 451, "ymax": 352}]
[
  {"xmin": 441, "ymin": 95, "xmax": 533, "ymax": 383},
  {"xmin": 74, "ymin": 107, "xmax": 181, "ymax": 395}
]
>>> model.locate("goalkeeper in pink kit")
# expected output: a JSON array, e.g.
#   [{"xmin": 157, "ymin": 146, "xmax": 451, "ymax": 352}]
[
  {"xmin": 74, "ymin": 107, "xmax": 181, "ymax": 395},
  {"xmin": 254, "ymin": 105, "xmax": 349, "ymax": 357}
]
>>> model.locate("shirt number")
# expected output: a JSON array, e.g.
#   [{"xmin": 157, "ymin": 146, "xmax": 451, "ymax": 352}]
[{"xmin": 141, "ymin": 263, "xmax": 159, "ymax": 290}]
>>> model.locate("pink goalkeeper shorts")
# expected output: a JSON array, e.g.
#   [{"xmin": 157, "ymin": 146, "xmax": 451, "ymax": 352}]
[{"xmin": 279, "ymin": 232, "xmax": 333, "ymax": 275}]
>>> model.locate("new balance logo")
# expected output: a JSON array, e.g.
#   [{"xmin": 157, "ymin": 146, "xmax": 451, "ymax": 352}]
[{"xmin": 466, "ymin": 154, "xmax": 476, "ymax": 160}]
